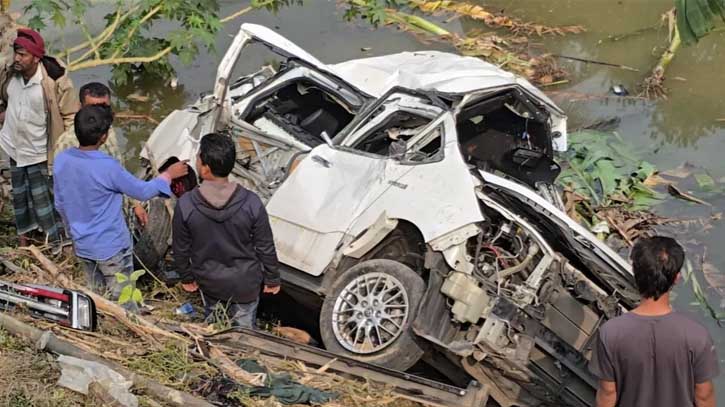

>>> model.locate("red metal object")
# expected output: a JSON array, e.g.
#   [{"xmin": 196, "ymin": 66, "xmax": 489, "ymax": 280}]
[{"xmin": 14, "ymin": 286, "xmax": 69, "ymax": 302}]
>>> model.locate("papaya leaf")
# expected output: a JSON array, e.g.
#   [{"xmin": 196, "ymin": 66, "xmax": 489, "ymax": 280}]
[
  {"xmin": 636, "ymin": 162, "xmax": 657, "ymax": 179},
  {"xmin": 130, "ymin": 269, "xmax": 146, "ymax": 282},
  {"xmin": 118, "ymin": 285, "xmax": 133, "ymax": 305},
  {"xmin": 115, "ymin": 273, "xmax": 129, "ymax": 283},
  {"xmin": 132, "ymin": 289, "xmax": 143, "ymax": 304}
]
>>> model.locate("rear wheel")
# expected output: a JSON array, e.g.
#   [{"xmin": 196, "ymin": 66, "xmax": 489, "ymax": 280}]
[{"xmin": 319, "ymin": 259, "xmax": 425, "ymax": 371}]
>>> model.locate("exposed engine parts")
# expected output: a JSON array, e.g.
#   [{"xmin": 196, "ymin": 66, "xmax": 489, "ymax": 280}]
[{"xmin": 437, "ymin": 194, "xmax": 627, "ymax": 406}]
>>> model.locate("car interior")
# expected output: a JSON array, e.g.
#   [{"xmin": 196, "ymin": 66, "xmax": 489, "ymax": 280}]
[{"xmin": 457, "ymin": 89, "xmax": 560, "ymax": 186}]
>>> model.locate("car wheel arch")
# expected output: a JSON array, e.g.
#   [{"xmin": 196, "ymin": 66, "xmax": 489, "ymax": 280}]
[{"xmin": 322, "ymin": 220, "xmax": 428, "ymax": 293}]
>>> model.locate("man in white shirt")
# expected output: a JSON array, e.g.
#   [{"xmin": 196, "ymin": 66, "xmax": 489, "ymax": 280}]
[{"xmin": 0, "ymin": 28, "xmax": 79, "ymax": 251}]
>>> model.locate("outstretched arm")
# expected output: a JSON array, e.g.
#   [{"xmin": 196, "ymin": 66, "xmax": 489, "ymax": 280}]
[{"xmin": 110, "ymin": 160, "xmax": 188, "ymax": 201}]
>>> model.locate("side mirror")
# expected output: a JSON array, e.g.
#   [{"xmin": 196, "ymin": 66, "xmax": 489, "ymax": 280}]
[{"xmin": 320, "ymin": 131, "xmax": 333, "ymax": 147}]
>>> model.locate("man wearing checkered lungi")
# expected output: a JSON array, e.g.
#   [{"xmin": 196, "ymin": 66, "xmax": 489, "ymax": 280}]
[{"xmin": 0, "ymin": 28, "xmax": 79, "ymax": 251}]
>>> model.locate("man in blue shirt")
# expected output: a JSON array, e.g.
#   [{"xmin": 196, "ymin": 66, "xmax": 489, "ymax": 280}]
[{"xmin": 53, "ymin": 104, "xmax": 188, "ymax": 301}]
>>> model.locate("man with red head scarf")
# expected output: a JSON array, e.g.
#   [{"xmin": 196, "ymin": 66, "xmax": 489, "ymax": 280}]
[{"xmin": 0, "ymin": 28, "xmax": 79, "ymax": 252}]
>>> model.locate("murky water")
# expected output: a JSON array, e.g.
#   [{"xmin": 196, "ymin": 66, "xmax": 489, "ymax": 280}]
[{"xmin": 9, "ymin": 0, "xmax": 725, "ymax": 399}]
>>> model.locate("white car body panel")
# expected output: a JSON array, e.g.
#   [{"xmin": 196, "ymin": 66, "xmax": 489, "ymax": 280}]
[
  {"xmin": 141, "ymin": 110, "xmax": 201, "ymax": 168},
  {"xmin": 266, "ymin": 145, "xmax": 388, "ymax": 275},
  {"xmin": 346, "ymin": 116, "xmax": 485, "ymax": 240},
  {"xmin": 267, "ymin": 114, "xmax": 484, "ymax": 276}
]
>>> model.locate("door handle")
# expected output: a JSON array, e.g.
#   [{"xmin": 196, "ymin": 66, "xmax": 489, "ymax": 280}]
[{"xmin": 311, "ymin": 155, "xmax": 332, "ymax": 168}]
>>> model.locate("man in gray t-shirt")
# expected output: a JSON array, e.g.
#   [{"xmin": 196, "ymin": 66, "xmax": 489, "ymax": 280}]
[{"xmin": 590, "ymin": 236, "xmax": 719, "ymax": 407}]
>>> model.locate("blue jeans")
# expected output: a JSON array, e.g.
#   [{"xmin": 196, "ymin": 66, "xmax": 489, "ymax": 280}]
[
  {"xmin": 204, "ymin": 297, "xmax": 259, "ymax": 329},
  {"xmin": 79, "ymin": 246, "xmax": 134, "ymax": 300}
]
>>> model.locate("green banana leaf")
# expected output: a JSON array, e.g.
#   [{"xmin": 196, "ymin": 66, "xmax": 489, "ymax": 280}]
[{"xmin": 676, "ymin": 0, "xmax": 725, "ymax": 44}]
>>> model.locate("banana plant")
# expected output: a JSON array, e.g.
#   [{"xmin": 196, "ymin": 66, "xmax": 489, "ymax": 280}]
[
  {"xmin": 643, "ymin": 0, "xmax": 724, "ymax": 98},
  {"xmin": 676, "ymin": 0, "xmax": 725, "ymax": 44}
]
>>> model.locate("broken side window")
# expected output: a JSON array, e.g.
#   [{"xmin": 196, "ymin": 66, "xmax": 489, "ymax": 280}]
[
  {"xmin": 349, "ymin": 110, "xmax": 433, "ymax": 158},
  {"xmin": 243, "ymin": 79, "xmax": 356, "ymax": 147},
  {"xmin": 397, "ymin": 125, "xmax": 444, "ymax": 164}
]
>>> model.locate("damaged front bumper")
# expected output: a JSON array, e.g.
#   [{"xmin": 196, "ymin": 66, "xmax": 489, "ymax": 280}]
[{"xmin": 413, "ymin": 171, "xmax": 638, "ymax": 406}]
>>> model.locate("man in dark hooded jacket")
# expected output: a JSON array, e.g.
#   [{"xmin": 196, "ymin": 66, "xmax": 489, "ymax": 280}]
[{"xmin": 172, "ymin": 132, "xmax": 281, "ymax": 328}]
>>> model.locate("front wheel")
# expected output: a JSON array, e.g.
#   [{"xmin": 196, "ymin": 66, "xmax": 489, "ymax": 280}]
[{"xmin": 319, "ymin": 259, "xmax": 425, "ymax": 371}]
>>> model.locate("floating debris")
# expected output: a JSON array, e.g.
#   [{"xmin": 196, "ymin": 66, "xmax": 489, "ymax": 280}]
[
  {"xmin": 667, "ymin": 184, "xmax": 710, "ymax": 206},
  {"xmin": 610, "ymin": 84, "xmax": 630, "ymax": 96}
]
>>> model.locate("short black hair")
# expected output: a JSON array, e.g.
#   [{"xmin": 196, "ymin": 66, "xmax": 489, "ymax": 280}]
[
  {"xmin": 79, "ymin": 82, "xmax": 111, "ymax": 104},
  {"xmin": 199, "ymin": 133, "xmax": 236, "ymax": 177},
  {"xmin": 74, "ymin": 105, "xmax": 113, "ymax": 147},
  {"xmin": 630, "ymin": 236, "xmax": 685, "ymax": 300}
]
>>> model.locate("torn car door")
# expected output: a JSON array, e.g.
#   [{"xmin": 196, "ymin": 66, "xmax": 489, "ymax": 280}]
[
  {"xmin": 265, "ymin": 145, "xmax": 387, "ymax": 276},
  {"xmin": 337, "ymin": 91, "xmax": 484, "ymax": 264}
]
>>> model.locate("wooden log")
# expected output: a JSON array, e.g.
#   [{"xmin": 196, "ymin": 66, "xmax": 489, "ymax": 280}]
[{"xmin": 0, "ymin": 311, "xmax": 213, "ymax": 407}]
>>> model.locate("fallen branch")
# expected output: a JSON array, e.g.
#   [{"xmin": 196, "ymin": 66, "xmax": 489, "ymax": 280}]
[
  {"xmin": 55, "ymin": 5, "xmax": 141, "ymax": 59},
  {"xmin": 0, "ymin": 312, "xmax": 213, "ymax": 407},
  {"xmin": 409, "ymin": 0, "xmax": 585, "ymax": 36},
  {"xmin": 182, "ymin": 324, "xmax": 266, "ymax": 386},
  {"xmin": 667, "ymin": 184, "xmax": 710, "ymax": 206},
  {"xmin": 110, "ymin": 4, "xmax": 164, "ymax": 60},
  {"xmin": 602, "ymin": 24, "xmax": 661, "ymax": 43},
  {"xmin": 56, "ymin": 2, "xmax": 260, "ymax": 72},
  {"xmin": 69, "ymin": 46, "xmax": 173, "ymax": 72},
  {"xmin": 27, "ymin": 246, "xmax": 282, "ymax": 389},
  {"xmin": 605, "ymin": 215, "xmax": 634, "ymax": 246},
  {"xmin": 553, "ymin": 54, "xmax": 639, "ymax": 72}
]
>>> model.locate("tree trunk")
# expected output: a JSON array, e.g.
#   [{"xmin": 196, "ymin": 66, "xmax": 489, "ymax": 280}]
[{"xmin": 1, "ymin": 11, "xmax": 15, "ymax": 67}]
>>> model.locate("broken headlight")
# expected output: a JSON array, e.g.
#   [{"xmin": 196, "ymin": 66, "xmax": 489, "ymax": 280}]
[{"xmin": 70, "ymin": 291, "xmax": 97, "ymax": 332}]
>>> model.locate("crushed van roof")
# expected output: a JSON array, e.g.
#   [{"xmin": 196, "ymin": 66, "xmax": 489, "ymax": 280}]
[{"xmin": 241, "ymin": 24, "xmax": 562, "ymax": 112}]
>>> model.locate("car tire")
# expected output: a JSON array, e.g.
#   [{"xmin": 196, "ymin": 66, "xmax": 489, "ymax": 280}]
[
  {"xmin": 319, "ymin": 259, "xmax": 425, "ymax": 371},
  {"xmin": 133, "ymin": 198, "xmax": 172, "ymax": 270}
]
